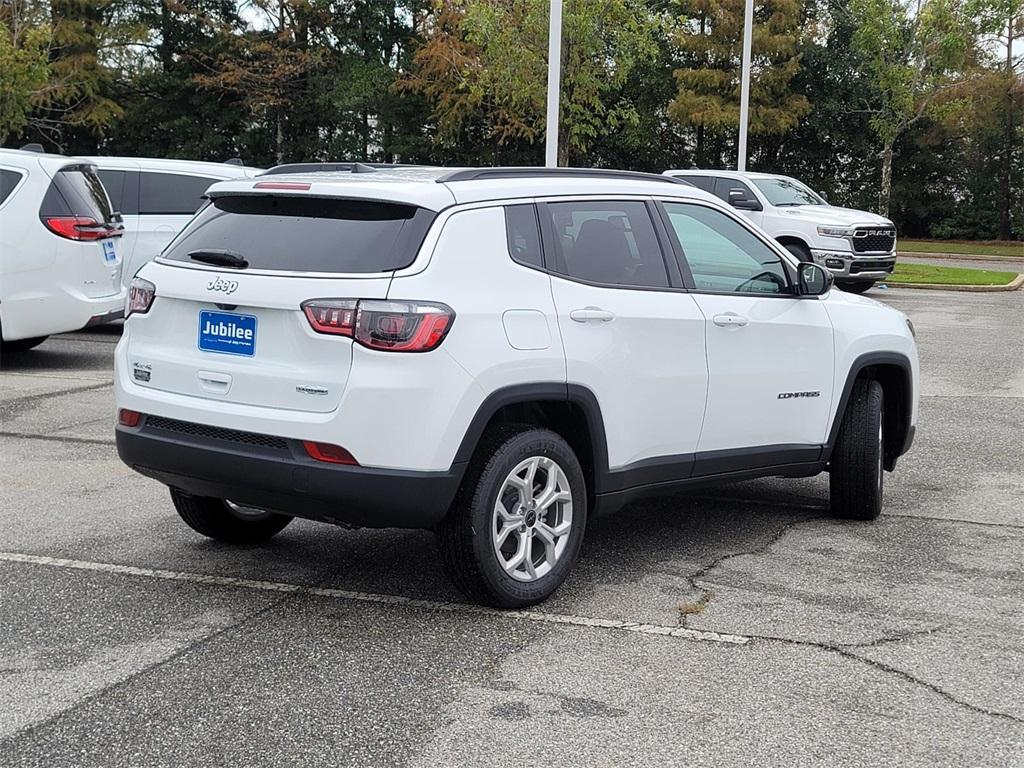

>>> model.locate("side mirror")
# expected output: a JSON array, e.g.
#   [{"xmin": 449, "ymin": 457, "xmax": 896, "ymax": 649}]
[
  {"xmin": 728, "ymin": 190, "xmax": 762, "ymax": 211},
  {"xmin": 798, "ymin": 262, "xmax": 833, "ymax": 296}
]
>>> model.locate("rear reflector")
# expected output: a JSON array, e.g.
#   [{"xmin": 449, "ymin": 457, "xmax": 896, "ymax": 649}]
[
  {"xmin": 43, "ymin": 216, "xmax": 122, "ymax": 241},
  {"xmin": 303, "ymin": 441, "xmax": 358, "ymax": 465},
  {"xmin": 301, "ymin": 298, "xmax": 454, "ymax": 352},
  {"xmin": 118, "ymin": 409, "xmax": 142, "ymax": 427},
  {"xmin": 253, "ymin": 181, "xmax": 311, "ymax": 191}
]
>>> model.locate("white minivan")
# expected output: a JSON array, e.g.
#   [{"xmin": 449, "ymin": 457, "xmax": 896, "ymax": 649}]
[
  {"xmin": 82, "ymin": 157, "xmax": 262, "ymax": 287},
  {"xmin": 0, "ymin": 148, "xmax": 126, "ymax": 351}
]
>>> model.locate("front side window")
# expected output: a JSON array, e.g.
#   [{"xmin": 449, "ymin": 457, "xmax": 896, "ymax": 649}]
[
  {"xmin": 751, "ymin": 177, "xmax": 826, "ymax": 207},
  {"xmin": 0, "ymin": 169, "xmax": 24, "ymax": 205},
  {"xmin": 662, "ymin": 202, "xmax": 789, "ymax": 294},
  {"xmin": 139, "ymin": 172, "xmax": 218, "ymax": 215},
  {"xmin": 542, "ymin": 201, "xmax": 669, "ymax": 288},
  {"xmin": 712, "ymin": 178, "xmax": 759, "ymax": 208}
]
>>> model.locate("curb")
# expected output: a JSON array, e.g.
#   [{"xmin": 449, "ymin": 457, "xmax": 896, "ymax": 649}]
[
  {"xmin": 899, "ymin": 251, "xmax": 1024, "ymax": 263},
  {"xmin": 881, "ymin": 273, "xmax": 1024, "ymax": 292}
]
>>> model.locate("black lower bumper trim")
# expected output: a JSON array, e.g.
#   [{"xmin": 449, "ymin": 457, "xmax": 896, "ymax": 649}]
[{"xmin": 116, "ymin": 424, "xmax": 464, "ymax": 529}]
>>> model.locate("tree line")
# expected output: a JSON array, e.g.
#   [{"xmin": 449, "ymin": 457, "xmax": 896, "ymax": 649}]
[{"xmin": 1, "ymin": 0, "xmax": 1021, "ymax": 239}]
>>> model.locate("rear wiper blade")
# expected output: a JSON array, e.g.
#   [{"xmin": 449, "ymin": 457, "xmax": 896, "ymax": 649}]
[{"xmin": 189, "ymin": 249, "xmax": 249, "ymax": 269}]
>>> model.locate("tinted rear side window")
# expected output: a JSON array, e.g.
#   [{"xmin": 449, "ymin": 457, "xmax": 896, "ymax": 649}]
[
  {"xmin": 675, "ymin": 175, "xmax": 712, "ymax": 192},
  {"xmin": 0, "ymin": 169, "xmax": 24, "ymax": 205},
  {"xmin": 163, "ymin": 195, "xmax": 437, "ymax": 273},
  {"xmin": 542, "ymin": 200, "xmax": 670, "ymax": 288},
  {"xmin": 39, "ymin": 165, "xmax": 115, "ymax": 223},
  {"xmin": 505, "ymin": 204, "xmax": 543, "ymax": 268},
  {"xmin": 140, "ymin": 172, "xmax": 217, "ymax": 215}
]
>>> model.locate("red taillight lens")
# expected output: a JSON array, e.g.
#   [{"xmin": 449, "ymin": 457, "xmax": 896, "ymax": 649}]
[
  {"xmin": 303, "ymin": 441, "xmax": 358, "ymax": 465},
  {"xmin": 302, "ymin": 299, "xmax": 454, "ymax": 352},
  {"xmin": 356, "ymin": 300, "xmax": 454, "ymax": 352},
  {"xmin": 127, "ymin": 278, "xmax": 156, "ymax": 317},
  {"xmin": 43, "ymin": 216, "xmax": 121, "ymax": 241},
  {"xmin": 302, "ymin": 299, "xmax": 357, "ymax": 336},
  {"xmin": 118, "ymin": 409, "xmax": 142, "ymax": 427}
]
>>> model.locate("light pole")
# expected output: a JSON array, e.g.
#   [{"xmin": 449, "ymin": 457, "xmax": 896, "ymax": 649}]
[
  {"xmin": 545, "ymin": 0, "xmax": 563, "ymax": 167},
  {"xmin": 737, "ymin": 0, "xmax": 753, "ymax": 171}
]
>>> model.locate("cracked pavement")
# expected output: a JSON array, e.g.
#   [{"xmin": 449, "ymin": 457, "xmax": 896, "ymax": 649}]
[{"xmin": 1, "ymin": 289, "xmax": 1022, "ymax": 767}]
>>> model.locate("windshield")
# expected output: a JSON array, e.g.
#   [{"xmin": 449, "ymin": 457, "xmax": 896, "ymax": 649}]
[{"xmin": 751, "ymin": 177, "xmax": 826, "ymax": 207}]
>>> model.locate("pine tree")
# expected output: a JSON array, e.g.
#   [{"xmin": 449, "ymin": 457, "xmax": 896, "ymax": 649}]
[{"xmin": 668, "ymin": 0, "xmax": 810, "ymax": 166}]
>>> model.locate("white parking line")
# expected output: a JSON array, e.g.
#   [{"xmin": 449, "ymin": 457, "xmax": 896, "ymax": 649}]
[{"xmin": 0, "ymin": 551, "xmax": 750, "ymax": 646}]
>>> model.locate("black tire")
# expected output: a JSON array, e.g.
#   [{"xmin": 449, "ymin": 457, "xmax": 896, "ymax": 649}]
[
  {"xmin": 830, "ymin": 379, "xmax": 885, "ymax": 521},
  {"xmin": 2, "ymin": 336, "xmax": 48, "ymax": 353},
  {"xmin": 783, "ymin": 242, "xmax": 813, "ymax": 262},
  {"xmin": 169, "ymin": 488, "xmax": 293, "ymax": 543},
  {"xmin": 837, "ymin": 281, "xmax": 875, "ymax": 294},
  {"xmin": 438, "ymin": 425, "xmax": 587, "ymax": 608}
]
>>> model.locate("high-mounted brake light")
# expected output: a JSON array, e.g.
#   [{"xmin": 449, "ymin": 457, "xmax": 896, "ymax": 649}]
[
  {"xmin": 301, "ymin": 299, "xmax": 454, "ymax": 352},
  {"xmin": 127, "ymin": 277, "xmax": 156, "ymax": 317},
  {"xmin": 253, "ymin": 181, "xmax": 311, "ymax": 191},
  {"xmin": 43, "ymin": 216, "xmax": 122, "ymax": 241}
]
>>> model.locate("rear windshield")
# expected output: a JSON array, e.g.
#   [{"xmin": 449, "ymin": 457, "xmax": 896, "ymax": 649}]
[
  {"xmin": 162, "ymin": 195, "xmax": 436, "ymax": 273},
  {"xmin": 40, "ymin": 165, "xmax": 115, "ymax": 223}
]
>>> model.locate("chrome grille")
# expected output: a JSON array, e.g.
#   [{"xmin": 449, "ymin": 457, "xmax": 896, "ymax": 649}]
[
  {"xmin": 851, "ymin": 228, "xmax": 896, "ymax": 253},
  {"xmin": 145, "ymin": 416, "xmax": 289, "ymax": 452}
]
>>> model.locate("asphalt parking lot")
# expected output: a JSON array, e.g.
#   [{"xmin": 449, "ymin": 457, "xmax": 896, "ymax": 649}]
[{"xmin": 1, "ymin": 288, "xmax": 1021, "ymax": 767}]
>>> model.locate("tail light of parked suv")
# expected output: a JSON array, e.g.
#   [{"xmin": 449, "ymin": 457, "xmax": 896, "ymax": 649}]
[
  {"xmin": 127, "ymin": 277, "xmax": 156, "ymax": 317},
  {"xmin": 302, "ymin": 299, "xmax": 454, "ymax": 352},
  {"xmin": 42, "ymin": 215, "xmax": 122, "ymax": 241}
]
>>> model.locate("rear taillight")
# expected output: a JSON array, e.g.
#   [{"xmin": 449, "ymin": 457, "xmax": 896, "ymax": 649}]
[
  {"xmin": 127, "ymin": 277, "xmax": 155, "ymax": 317},
  {"xmin": 43, "ymin": 216, "xmax": 122, "ymax": 241},
  {"xmin": 302, "ymin": 299, "xmax": 454, "ymax": 353}
]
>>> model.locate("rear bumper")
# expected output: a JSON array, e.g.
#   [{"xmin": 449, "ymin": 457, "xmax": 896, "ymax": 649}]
[{"xmin": 115, "ymin": 417, "xmax": 464, "ymax": 529}]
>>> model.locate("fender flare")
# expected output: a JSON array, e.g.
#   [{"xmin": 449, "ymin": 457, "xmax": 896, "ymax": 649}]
[
  {"xmin": 451, "ymin": 382, "xmax": 611, "ymax": 490},
  {"xmin": 823, "ymin": 351, "xmax": 914, "ymax": 467}
]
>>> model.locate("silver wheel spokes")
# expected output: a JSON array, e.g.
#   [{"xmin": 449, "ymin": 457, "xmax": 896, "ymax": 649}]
[{"xmin": 493, "ymin": 456, "xmax": 573, "ymax": 583}]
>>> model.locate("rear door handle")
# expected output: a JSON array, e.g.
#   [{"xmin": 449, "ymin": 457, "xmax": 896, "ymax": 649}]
[
  {"xmin": 712, "ymin": 312, "xmax": 749, "ymax": 328},
  {"xmin": 570, "ymin": 307, "xmax": 615, "ymax": 323}
]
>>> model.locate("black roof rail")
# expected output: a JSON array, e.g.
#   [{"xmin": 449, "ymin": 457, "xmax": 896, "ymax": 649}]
[
  {"xmin": 19, "ymin": 143, "xmax": 45, "ymax": 153},
  {"xmin": 258, "ymin": 162, "xmax": 429, "ymax": 176},
  {"xmin": 435, "ymin": 167, "xmax": 693, "ymax": 185}
]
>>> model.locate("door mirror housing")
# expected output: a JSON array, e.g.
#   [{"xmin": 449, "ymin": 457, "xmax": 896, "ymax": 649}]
[
  {"xmin": 728, "ymin": 190, "xmax": 762, "ymax": 211},
  {"xmin": 797, "ymin": 262, "xmax": 833, "ymax": 296}
]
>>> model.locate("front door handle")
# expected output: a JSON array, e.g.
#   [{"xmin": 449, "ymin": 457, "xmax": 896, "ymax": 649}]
[
  {"xmin": 712, "ymin": 312, "xmax": 749, "ymax": 328},
  {"xmin": 570, "ymin": 307, "xmax": 615, "ymax": 323}
]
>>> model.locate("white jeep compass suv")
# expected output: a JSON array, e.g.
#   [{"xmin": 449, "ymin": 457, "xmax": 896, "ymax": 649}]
[
  {"xmin": 663, "ymin": 169, "xmax": 897, "ymax": 293},
  {"xmin": 114, "ymin": 166, "xmax": 919, "ymax": 607}
]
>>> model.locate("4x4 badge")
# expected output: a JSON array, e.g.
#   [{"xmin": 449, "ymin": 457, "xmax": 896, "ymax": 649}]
[{"xmin": 207, "ymin": 276, "xmax": 238, "ymax": 294}]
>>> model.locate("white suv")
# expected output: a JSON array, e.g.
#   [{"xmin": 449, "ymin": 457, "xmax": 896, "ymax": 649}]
[
  {"xmin": 0, "ymin": 148, "xmax": 126, "ymax": 352},
  {"xmin": 114, "ymin": 166, "xmax": 919, "ymax": 607},
  {"xmin": 82, "ymin": 156, "xmax": 262, "ymax": 288},
  {"xmin": 664, "ymin": 169, "xmax": 897, "ymax": 293}
]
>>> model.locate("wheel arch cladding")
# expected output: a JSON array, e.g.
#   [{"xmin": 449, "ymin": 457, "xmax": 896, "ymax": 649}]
[
  {"xmin": 452, "ymin": 383, "xmax": 610, "ymax": 507},
  {"xmin": 825, "ymin": 352, "xmax": 914, "ymax": 471}
]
